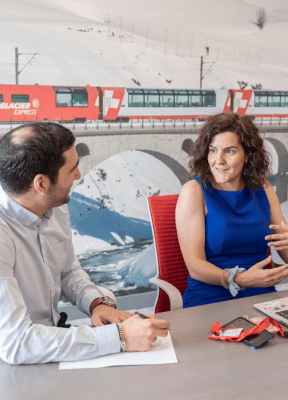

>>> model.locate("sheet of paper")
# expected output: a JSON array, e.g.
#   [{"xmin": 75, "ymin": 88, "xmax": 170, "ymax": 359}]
[{"xmin": 59, "ymin": 332, "xmax": 178, "ymax": 370}]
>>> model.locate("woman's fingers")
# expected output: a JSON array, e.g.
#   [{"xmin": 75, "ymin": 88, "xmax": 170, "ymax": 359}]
[
  {"xmin": 267, "ymin": 239, "xmax": 288, "ymax": 247},
  {"xmin": 266, "ymin": 233, "xmax": 288, "ymax": 241},
  {"xmin": 266, "ymin": 224, "xmax": 288, "ymax": 250},
  {"xmin": 269, "ymin": 221, "xmax": 288, "ymax": 231},
  {"xmin": 268, "ymin": 264, "xmax": 288, "ymax": 285},
  {"xmin": 252, "ymin": 255, "xmax": 272, "ymax": 270}
]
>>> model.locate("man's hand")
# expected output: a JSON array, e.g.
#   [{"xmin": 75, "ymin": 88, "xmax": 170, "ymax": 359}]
[
  {"xmin": 91, "ymin": 305, "xmax": 134, "ymax": 327},
  {"xmin": 121, "ymin": 314, "xmax": 170, "ymax": 352}
]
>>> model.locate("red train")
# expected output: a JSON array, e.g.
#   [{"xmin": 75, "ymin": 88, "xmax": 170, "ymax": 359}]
[{"xmin": 0, "ymin": 84, "xmax": 287, "ymax": 122}]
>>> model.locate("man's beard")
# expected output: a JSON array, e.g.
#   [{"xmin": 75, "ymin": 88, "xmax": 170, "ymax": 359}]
[{"xmin": 46, "ymin": 185, "xmax": 70, "ymax": 209}]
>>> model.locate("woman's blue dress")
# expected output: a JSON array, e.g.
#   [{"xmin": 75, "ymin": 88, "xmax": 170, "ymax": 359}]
[{"xmin": 183, "ymin": 177, "xmax": 276, "ymax": 308}]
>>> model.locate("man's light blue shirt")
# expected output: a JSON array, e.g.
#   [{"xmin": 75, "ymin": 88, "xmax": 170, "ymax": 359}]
[{"xmin": 0, "ymin": 184, "xmax": 120, "ymax": 364}]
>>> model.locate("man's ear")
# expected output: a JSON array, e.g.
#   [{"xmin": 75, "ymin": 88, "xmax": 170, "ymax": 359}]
[{"xmin": 33, "ymin": 174, "xmax": 50, "ymax": 194}]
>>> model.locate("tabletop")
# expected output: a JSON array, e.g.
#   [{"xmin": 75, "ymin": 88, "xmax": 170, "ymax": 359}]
[{"xmin": 1, "ymin": 290, "xmax": 288, "ymax": 400}]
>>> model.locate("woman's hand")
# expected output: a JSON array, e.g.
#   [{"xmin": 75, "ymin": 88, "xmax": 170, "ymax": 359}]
[
  {"xmin": 234, "ymin": 255, "xmax": 288, "ymax": 288},
  {"xmin": 266, "ymin": 221, "xmax": 288, "ymax": 251}
]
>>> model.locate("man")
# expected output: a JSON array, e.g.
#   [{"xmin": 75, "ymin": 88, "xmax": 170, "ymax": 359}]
[{"xmin": 0, "ymin": 122, "xmax": 169, "ymax": 365}]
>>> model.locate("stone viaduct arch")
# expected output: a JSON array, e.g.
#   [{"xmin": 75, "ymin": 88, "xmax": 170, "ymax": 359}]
[
  {"xmin": 74, "ymin": 131, "xmax": 288, "ymax": 203},
  {"xmin": 73, "ymin": 132, "xmax": 198, "ymax": 190}
]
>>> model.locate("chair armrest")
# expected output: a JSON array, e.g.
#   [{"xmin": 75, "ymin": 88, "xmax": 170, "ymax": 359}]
[
  {"xmin": 272, "ymin": 260, "xmax": 284, "ymax": 268},
  {"xmin": 149, "ymin": 277, "xmax": 183, "ymax": 311}
]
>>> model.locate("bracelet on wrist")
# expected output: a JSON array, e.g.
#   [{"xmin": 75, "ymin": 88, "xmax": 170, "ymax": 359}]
[
  {"xmin": 227, "ymin": 266, "xmax": 246, "ymax": 297},
  {"xmin": 220, "ymin": 268, "xmax": 229, "ymax": 289},
  {"xmin": 116, "ymin": 323, "xmax": 126, "ymax": 352}
]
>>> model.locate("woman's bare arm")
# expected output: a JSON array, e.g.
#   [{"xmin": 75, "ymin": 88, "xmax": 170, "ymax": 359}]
[
  {"xmin": 176, "ymin": 180, "xmax": 229, "ymax": 286},
  {"xmin": 263, "ymin": 180, "xmax": 288, "ymax": 264}
]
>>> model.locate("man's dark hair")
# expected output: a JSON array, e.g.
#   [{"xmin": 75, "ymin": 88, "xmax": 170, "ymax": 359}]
[
  {"xmin": 188, "ymin": 112, "xmax": 271, "ymax": 189},
  {"xmin": 0, "ymin": 123, "xmax": 75, "ymax": 195}
]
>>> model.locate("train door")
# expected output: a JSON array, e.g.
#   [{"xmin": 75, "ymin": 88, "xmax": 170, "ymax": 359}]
[{"xmin": 97, "ymin": 87, "xmax": 125, "ymax": 121}]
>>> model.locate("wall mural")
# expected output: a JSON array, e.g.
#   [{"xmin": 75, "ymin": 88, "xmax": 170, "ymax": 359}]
[
  {"xmin": 59, "ymin": 136, "xmax": 288, "ymax": 306},
  {"xmin": 58, "ymin": 150, "xmax": 182, "ymax": 306}
]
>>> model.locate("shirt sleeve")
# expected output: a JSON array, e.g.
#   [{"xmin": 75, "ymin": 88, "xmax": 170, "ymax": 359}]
[{"xmin": 0, "ymin": 219, "xmax": 121, "ymax": 365}]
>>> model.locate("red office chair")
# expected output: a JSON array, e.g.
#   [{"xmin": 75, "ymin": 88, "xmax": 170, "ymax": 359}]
[{"xmin": 147, "ymin": 194, "xmax": 188, "ymax": 314}]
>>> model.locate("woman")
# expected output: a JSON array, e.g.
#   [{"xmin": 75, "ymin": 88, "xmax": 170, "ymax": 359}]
[{"xmin": 176, "ymin": 112, "xmax": 288, "ymax": 308}]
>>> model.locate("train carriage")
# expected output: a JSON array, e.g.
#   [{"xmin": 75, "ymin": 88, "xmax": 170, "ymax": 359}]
[
  {"xmin": 0, "ymin": 84, "xmax": 288, "ymax": 123},
  {"xmin": 0, "ymin": 85, "xmax": 99, "ymax": 122},
  {"xmin": 249, "ymin": 90, "xmax": 288, "ymax": 118},
  {"xmin": 117, "ymin": 88, "xmax": 227, "ymax": 120}
]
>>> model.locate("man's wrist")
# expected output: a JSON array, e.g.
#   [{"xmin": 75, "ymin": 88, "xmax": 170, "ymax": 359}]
[
  {"xmin": 116, "ymin": 323, "xmax": 126, "ymax": 352},
  {"xmin": 89, "ymin": 296, "xmax": 116, "ymax": 315}
]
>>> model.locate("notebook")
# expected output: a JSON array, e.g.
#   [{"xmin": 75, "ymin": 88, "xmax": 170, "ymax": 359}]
[{"xmin": 254, "ymin": 297, "xmax": 288, "ymax": 326}]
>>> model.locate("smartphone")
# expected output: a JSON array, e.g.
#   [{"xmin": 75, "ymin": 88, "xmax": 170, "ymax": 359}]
[{"xmin": 222, "ymin": 317, "xmax": 274, "ymax": 350}]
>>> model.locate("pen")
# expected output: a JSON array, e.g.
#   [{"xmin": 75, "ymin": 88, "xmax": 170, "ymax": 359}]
[
  {"xmin": 135, "ymin": 311, "xmax": 170, "ymax": 330},
  {"xmin": 135, "ymin": 311, "xmax": 150, "ymax": 319}
]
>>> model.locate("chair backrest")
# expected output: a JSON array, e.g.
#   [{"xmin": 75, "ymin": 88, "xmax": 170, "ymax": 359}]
[{"xmin": 147, "ymin": 194, "xmax": 188, "ymax": 313}]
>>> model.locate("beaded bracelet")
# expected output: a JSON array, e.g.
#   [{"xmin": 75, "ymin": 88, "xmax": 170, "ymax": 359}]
[{"xmin": 116, "ymin": 323, "xmax": 126, "ymax": 352}]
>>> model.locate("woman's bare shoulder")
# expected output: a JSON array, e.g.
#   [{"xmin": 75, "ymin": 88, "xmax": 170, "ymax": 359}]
[
  {"xmin": 263, "ymin": 179, "xmax": 281, "ymax": 206},
  {"xmin": 177, "ymin": 179, "xmax": 204, "ymax": 210},
  {"xmin": 180, "ymin": 179, "xmax": 203, "ymax": 195},
  {"xmin": 262, "ymin": 179, "xmax": 273, "ymax": 190},
  {"xmin": 262, "ymin": 180, "xmax": 277, "ymax": 199}
]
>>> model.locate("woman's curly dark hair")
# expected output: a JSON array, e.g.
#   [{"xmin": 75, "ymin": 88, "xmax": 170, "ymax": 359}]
[{"xmin": 188, "ymin": 112, "xmax": 271, "ymax": 189}]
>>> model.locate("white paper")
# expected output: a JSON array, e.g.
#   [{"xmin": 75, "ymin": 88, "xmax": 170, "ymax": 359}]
[{"xmin": 59, "ymin": 332, "xmax": 178, "ymax": 370}]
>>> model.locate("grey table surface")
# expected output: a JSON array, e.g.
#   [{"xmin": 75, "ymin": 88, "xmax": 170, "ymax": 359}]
[{"xmin": 1, "ymin": 290, "xmax": 288, "ymax": 400}]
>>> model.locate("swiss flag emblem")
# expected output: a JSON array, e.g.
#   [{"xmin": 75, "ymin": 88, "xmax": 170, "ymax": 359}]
[
  {"xmin": 99, "ymin": 87, "xmax": 125, "ymax": 120},
  {"xmin": 223, "ymin": 90, "xmax": 253, "ymax": 115}
]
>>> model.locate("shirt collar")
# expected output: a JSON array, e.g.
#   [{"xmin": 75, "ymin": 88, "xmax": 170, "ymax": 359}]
[
  {"xmin": 0, "ymin": 184, "xmax": 53, "ymax": 227},
  {"xmin": 43, "ymin": 209, "xmax": 53, "ymax": 219}
]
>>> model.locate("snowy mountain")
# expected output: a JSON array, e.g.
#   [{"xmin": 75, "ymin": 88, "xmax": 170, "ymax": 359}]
[
  {"xmin": 1, "ymin": 0, "xmax": 287, "ymax": 89},
  {"xmin": 69, "ymin": 150, "xmax": 182, "ymax": 255}
]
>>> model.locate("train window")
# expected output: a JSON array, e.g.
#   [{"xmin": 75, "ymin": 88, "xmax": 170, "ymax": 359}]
[
  {"xmin": 254, "ymin": 92, "xmax": 268, "ymax": 107},
  {"xmin": 11, "ymin": 94, "xmax": 29, "ymax": 102},
  {"xmin": 55, "ymin": 88, "xmax": 72, "ymax": 107},
  {"xmin": 127, "ymin": 89, "xmax": 144, "ymax": 107},
  {"xmin": 54, "ymin": 87, "xmax": 88, "ymax": 107},
  {"xmin": 268, "ymin": 95, "xmax": 281, "ymax": 107},
  {"xmin": 71, "ymin": 88, "xmax": 88, "ymax": 107},
  {"xmin": 0, "ymin": 95, "xmax": 3, "ymax": 102},
  {"xmin": 174, "ymin": 90, "xmax": 188, "ymax": 107},
  {"xmin": 144, "ymin": 90, "xmax": 159, "ymax": 107},
  {"xmin": 202, "ymin": 91, "xmax": 216, "ymax": 107},
  {"xmin": 144, "ymin": 94, "xmax": 159, "ymax": 107},
  {"xmin": 189, "ymin": 94, "xmax": 202, "ymax": 107},
  {"xmin": 159, "ymin": 91, "xmax": 174, "ymax": 107},
  {"xmin": 175, "ymin": 95, "xmax": 188, "ymax": 107},
  {"xmin": 281, "ymin": 93, "xmax": 288, "ymax": 107},
  {"xmin": 128, "ymin": 94, "xmax": 144, "ymax": 107}
]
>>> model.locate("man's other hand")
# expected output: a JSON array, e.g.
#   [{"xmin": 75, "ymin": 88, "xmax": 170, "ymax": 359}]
[
  {"xmin": 121, "ymin": 315, "xmax": 170, "ymax": 352},
  {"xmin": 91, "ymin": 305, "xmax": 134, "ymax": 326}
]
